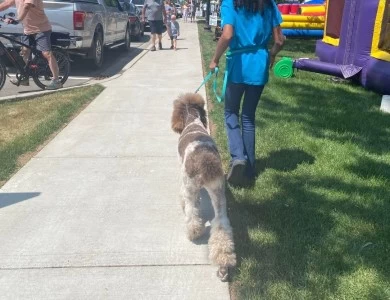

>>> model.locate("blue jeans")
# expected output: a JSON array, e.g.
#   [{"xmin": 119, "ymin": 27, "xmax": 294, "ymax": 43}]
[{"xmin": 224, "ymin": 82, "xmax": 264, "ymax": 177}]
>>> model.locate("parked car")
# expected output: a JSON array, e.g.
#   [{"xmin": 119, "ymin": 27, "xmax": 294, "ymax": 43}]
[
  {"xmin": 0, "ymin": 0, "xmax": 132, "ymax": 69},
  {"xmin": 131, "ymin": 0, "xmax": 145, "ymax": 11},
  {"xmin": 121, "ymin": 1, "xmax": 145, "ymax": 40},
  {"xmin": 175, "ymin": 3, "xmax": 182, "ymax": 18},
  {"xmin": 131, "ymin": 0, "xmax": 146, "ymax": 23}
]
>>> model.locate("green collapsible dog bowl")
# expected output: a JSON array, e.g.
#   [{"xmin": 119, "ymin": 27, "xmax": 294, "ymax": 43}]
[{"xmin": 274, "ymin": 57, "xmax": 294, "ymax": 78}]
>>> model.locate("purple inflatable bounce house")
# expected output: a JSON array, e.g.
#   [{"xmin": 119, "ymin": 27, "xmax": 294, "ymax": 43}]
[{"xmin": 276, "ymin": 0, "xmax": 390, "ymax": 95}]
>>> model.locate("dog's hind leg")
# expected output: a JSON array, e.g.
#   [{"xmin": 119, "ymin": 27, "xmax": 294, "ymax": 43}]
[
  {"xmin": 205, "ymin": 178, "xmax": 236, "ymax": 282},
  {"xmin": 181, "ymin": 175, "xmax": 206, "ymax": 241}
]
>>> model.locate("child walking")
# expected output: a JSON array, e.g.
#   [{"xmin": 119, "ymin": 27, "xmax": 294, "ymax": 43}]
[
  {"xmin": 169, "ymin": 15, "xmax": 180, "ymax": 50},
  {"xmin": 182, "ymin": 2, "xmax": 188, "ymax": 23}
]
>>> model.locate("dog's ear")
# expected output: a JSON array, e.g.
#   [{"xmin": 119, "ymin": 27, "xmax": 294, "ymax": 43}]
[
  {"xmin": 171, "ymin": 98, "xmax": 185, "ymax": 134},
  {"xmin": 199, "ymin": 108, "xmax": 208, "ymax": 130},
  {"xmin": 190, "ymin": 93, "xmax": 208, "ymax": 130}
]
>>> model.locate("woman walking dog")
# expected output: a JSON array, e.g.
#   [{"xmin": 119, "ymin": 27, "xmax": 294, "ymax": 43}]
[{"xmin": 209, "ymin": 0, "xmax": 285, "ymax": 186}]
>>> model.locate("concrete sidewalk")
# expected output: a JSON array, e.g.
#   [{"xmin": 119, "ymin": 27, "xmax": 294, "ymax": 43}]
[{"xmin": 0, "ymin": 22, "xmax": 230, "ymax": 299}]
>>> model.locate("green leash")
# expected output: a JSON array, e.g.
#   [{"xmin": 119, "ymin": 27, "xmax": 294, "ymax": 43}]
[
  {"xmin": 195, "ymin": 67, "xmax": 227, "ymax": 103},
  {"xmin": 195, "ymin": 46, "xmax": 266, "ymax": 103}
]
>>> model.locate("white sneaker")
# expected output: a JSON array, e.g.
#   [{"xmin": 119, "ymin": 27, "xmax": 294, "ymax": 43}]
[
  {"xmin": 45, "ymin": 79, "xmax": 63, "ymax": 90},
  {"xmin": 10, "ymin": 78, "xmax": 29, "ymax": 86}
]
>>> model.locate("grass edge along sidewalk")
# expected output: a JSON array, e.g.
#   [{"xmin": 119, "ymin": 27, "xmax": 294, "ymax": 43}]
[
  {"xmin": 0, "ymin": 85, "xmax": 104, "ymax": 187},
  {"xmin": 197, "ymin": 22, "xmax": 390, "ymax": 300}
]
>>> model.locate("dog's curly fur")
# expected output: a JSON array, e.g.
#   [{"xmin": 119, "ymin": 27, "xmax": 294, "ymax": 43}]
[{"xmin": 171, "ymin": 93, "xmax": 236, "ymax": 281}]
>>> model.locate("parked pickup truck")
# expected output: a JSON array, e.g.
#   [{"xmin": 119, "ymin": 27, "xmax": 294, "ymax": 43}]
[{"xmin": 0, "ymin": 0, "xmax": 132, "ymax": 68}]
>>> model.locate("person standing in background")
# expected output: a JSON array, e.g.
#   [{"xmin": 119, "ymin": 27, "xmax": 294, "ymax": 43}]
[
  {"xmin": 182, "ymin": 2, "xmax": 188, "ymax": 22},
  {"xmin": 165, "ymin": 0, "xmax": 176, "ymax": 48},
  {"xmin": 189, "ymin": 1, "xmax": 195, "ymax": 22},
  {"xmin": 168, "ymin": 14, "xmax": 180, "ymax": 50},
  {"xmin": 143, "ymin": 0, "xmax": 167, "ymax": 51}
]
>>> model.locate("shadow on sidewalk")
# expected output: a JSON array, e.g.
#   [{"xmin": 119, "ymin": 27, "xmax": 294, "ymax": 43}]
[
  {"xmin": 188, "ymin": 188, "xmax": 215, "ymax": 245},
  {"xmin": 0, "ymin": 192, "xmax": 41, "ymax": 209}
]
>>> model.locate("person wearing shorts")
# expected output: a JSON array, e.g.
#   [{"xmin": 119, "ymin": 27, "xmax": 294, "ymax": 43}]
[
  {"xmin": 190, "ymin": 2, "xmax": 195, "ymax": 22},
  {"xmin": 143, "ymin": 0, "xmax": 167, "ymax": 51},
  {"xmin": 182, "ymin": 2, "xmax": 188, "ymax": 23},
  {"xmin": 0, "ymin": 0, "xmax": 62, "ymax": 89},
  {"xmin": 164, "ymin": 0, "xmax": 176, "ymax": 44},
  {"xmin": 169, "ymin": 14, "xmax": 180, "ymax": 50}
]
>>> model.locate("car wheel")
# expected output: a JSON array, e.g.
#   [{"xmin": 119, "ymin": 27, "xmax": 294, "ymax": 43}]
[
  {"xmin": 134, "ymin": 24, "xmax": 142, "ymax": 41},
  {"xmin": 123, "ymin": 25, "xmax": 131, "ymax": 51},
  {"xmin": 90, "ymin": 30, "xmax": 104, "ymax": 69}
]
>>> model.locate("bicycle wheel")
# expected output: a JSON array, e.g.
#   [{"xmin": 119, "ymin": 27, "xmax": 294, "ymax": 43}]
[
  {"xmin": 0, "ymin": 60, "xmax": 6, "ymax": 90},
  {"xmin": 31, "ymin": 48, "xmax": 70, "ymax": 90}
]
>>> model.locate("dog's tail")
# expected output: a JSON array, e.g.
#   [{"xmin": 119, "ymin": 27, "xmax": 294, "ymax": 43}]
[{"xmin": 171, "ymin": 93, "xmax": 208, "ymax": 134}]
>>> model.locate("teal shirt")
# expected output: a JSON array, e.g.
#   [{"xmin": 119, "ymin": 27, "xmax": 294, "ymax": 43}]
[{"xmin": 221, "ymin": 0, "xmax": 282, "ymax": 85}]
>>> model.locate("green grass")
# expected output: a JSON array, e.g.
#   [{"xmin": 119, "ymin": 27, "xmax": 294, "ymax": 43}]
[
  {"xmin": 0, "ymin": 85, "xmax": 104, "ymax": 186},
  {"xmin": 197, "ymin": 23, "xmax": 390, "ymax": 299}
]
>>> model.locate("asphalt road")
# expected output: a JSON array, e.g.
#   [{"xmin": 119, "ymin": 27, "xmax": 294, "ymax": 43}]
[{"xmin": 0, "ymin": 33, "xmax": 152, "ymax": 98}]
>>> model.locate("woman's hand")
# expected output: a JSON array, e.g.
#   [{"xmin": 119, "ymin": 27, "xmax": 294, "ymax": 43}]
[{"xmin": 209, "ymin": 59, "xmax": 218, "ymax": 72}]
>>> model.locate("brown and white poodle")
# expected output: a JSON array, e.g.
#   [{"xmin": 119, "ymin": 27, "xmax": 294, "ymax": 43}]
[{"xmin": 171, "ymin": 93, "xmax": 236, "ymax": 281}]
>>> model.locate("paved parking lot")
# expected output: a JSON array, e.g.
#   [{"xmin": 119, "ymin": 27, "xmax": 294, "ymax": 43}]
[{"xmin": 0, "ymin": 33, "xmax": 152, "ymax": 98}]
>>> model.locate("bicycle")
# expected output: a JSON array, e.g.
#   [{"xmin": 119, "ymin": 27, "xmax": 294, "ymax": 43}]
[{"xmin": 0, "ymin": 13, "xmax": 71, "ymax": 90}]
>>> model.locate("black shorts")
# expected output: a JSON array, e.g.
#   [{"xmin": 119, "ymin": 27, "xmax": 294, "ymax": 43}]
[
  {"xmin": 21, "ymin": 31, "xmax": 52, "ymax": 52},
  {"xmin": 149, "ymin": 20, "xmax": 164, "ymax": 35}
]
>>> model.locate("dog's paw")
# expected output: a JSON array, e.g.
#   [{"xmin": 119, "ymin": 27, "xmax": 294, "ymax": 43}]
[
  {"xmin": 209, "ymin": 228, "xmax": 237, "ymax": 267},
  {"xmin": 186, "ymin": 220, "xmax": 206, "ymax": 241},
  {"xmin": 217, "ymin": 266, "xmax": 229, "ymax": 282}
]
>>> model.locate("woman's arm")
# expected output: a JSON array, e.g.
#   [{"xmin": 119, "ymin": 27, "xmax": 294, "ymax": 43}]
[
  {"xmin": 0, "ymin": 0, "xmax": 15, "ymax": 12},
  {"xmin": 269, "ymin": 25, "xmax": 285, "ymax": 68},
  {"xmin": 209, "ymin": 24, "xmax": 233, "ymax": 71}
]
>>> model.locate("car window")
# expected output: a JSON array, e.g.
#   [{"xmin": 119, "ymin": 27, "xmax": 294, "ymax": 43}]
[
  {"xmin": 129, "ymin": 4, "xmax": 136, "ymax": 13},
  {"xmin": 45, "ymin": 0, "xmax": 99, "ymax": 3},
  {"xmin": 112, "ymin": 0, "xmax": 123, "ymax": 10},
  {"xmin": 131, "ymin": 0, "xmax": 144, "ymax": 5},
  {"xmin": 120, "ymin": 1, "xmax": 130, "ymax": 10},
  {"xmin": 120, "ymin": 0, "xmax": 136, "ymax": 12},
  {"xmin": 106, "ymin": 0, "xmax": 122, "ymax": 9},
  {"xmin": 104, "ymin": 0, "xmax": 115, "ymax": 7}
]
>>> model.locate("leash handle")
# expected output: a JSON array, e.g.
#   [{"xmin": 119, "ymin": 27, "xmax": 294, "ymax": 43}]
[
  {"xmin": 194, "ymin": 67, "xmax": 219, "ymax": 94},
  {"xmin": 195, "ymin": 46, "xmax": 264, "ymax": 102},
  {"xmin": 195, "ymin": 67, "xmax": 226, "ymax": 103}
]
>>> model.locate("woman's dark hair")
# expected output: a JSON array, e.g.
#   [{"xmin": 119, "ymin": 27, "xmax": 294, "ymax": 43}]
[{"xmin": 233, "ymin": 0, "xmax": 272, "ymax": 13}]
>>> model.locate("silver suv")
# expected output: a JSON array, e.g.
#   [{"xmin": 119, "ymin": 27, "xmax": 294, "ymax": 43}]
[{"xmin": 0, "ymin": 0, "xmax": 131, "ymax": 68}]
